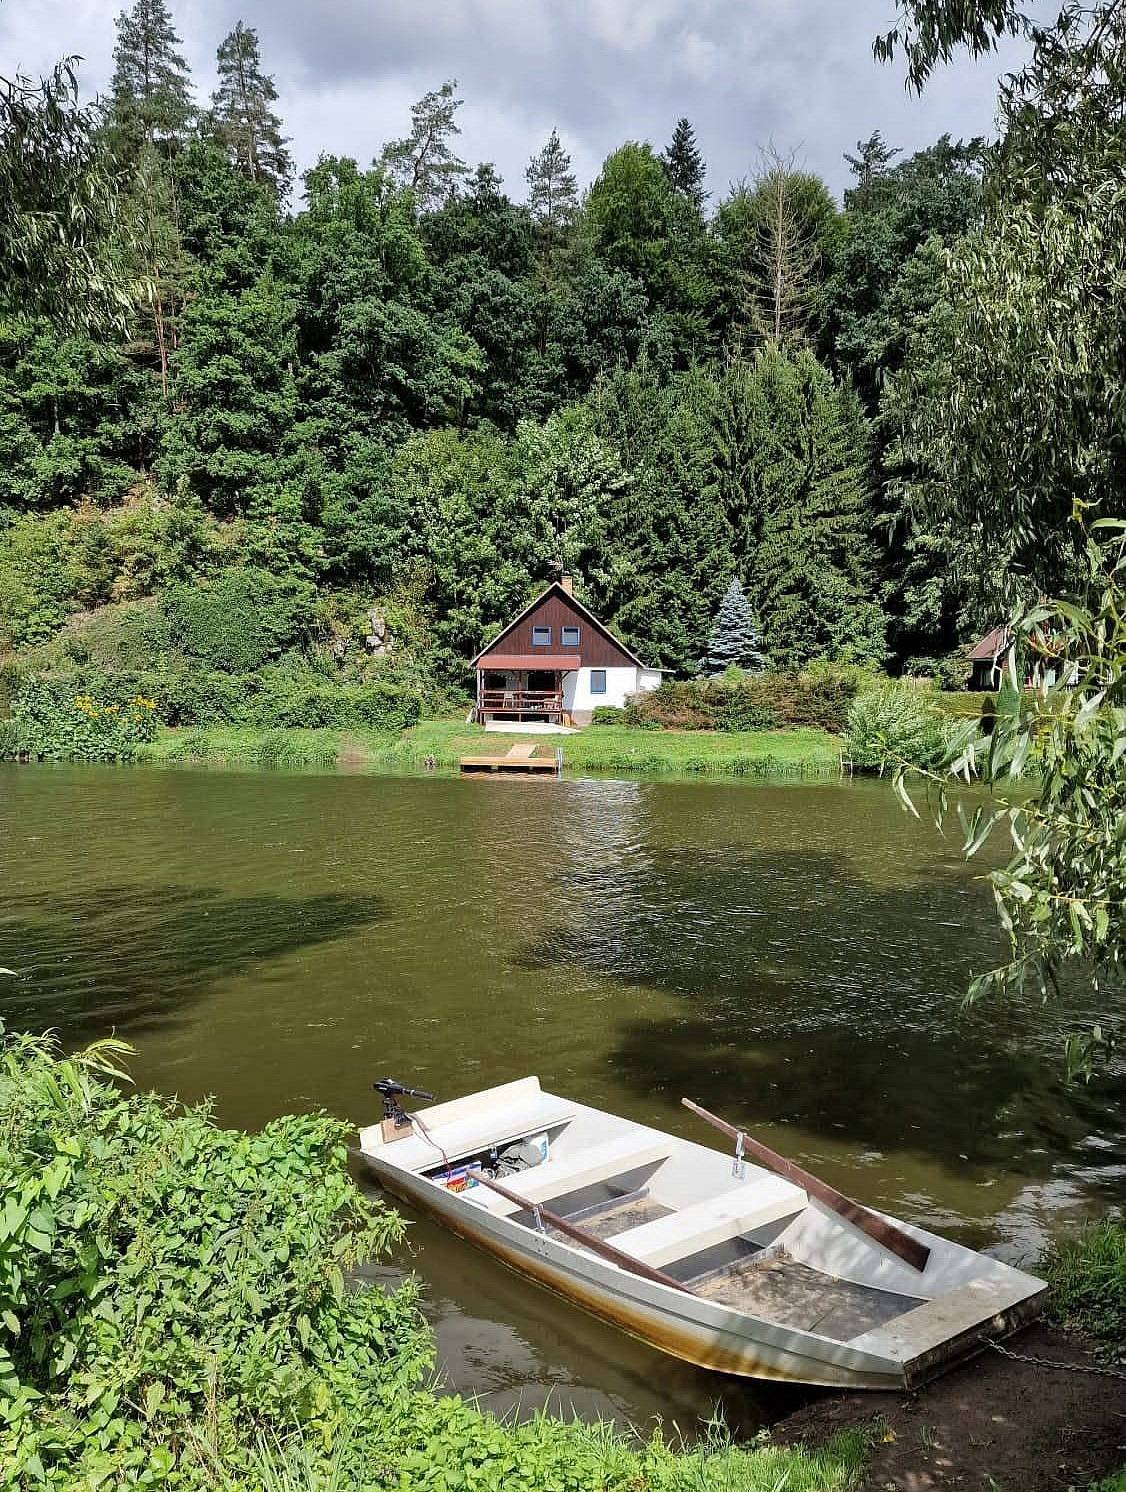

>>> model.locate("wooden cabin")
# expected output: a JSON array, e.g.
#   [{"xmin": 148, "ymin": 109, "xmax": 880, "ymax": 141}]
[{"xmin": 471, "ymin": 578, "xmax": 662, "ymax": 726}]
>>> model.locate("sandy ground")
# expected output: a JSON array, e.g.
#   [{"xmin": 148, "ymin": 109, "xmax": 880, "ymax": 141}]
[{"xmin": 774, "ymin": 1324, "xmax": 1126, "ymax": 1491}]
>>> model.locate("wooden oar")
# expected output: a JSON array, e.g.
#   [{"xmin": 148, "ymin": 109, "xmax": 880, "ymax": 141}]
[
  {"xmin": 465, "ymin": 1168, "xmax": 693, "ymax": 1294},
  {"xmin": 681, "ymin": 1098, "xmax": 931, "ymax": 1273}
]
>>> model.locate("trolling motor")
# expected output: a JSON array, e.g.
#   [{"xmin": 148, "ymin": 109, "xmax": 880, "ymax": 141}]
[{"xmin": 374, "ymin": 1077, "xmax": 436, "ymax": 1137}]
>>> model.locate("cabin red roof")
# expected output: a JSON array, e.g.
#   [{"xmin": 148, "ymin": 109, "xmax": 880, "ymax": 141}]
[{"xmin": 967, "ymin": 625, "xmax": 1009, "ymax": 662}]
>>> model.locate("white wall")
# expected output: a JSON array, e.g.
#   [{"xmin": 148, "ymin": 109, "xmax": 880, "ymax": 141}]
[{"xmin": 564, "ymin": 666, "xmax": 661, "ymax": 717}]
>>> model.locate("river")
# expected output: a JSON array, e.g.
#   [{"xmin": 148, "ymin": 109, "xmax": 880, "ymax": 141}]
[{"xmin": 1, "ymin": 762, "xmax": 1122, "ymax": 1433}]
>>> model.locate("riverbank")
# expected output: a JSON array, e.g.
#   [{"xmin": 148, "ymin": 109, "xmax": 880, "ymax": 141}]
[
  {"xmin": 774, "ymin": 1320, "xmax": 1125, "ymax": 1491},
  {"xmin": 137, "ymin": 718, "xmax": 844, "ymax": 776}
]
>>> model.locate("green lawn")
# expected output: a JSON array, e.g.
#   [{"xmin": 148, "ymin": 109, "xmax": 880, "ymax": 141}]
[{"xmin": 139, "ymin": 717, "xmax": 844, "ymax": 778}]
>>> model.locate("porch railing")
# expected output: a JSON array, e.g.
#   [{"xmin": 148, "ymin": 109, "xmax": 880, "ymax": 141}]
[{"xmin": 479, "ymin": 690, "xmax": 564, "ymax": 715}]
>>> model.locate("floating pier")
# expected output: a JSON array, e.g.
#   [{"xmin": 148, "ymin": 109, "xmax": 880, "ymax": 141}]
[{"xmin": 459, "ymin": 743, "xmax": 562, "ymax": 777}]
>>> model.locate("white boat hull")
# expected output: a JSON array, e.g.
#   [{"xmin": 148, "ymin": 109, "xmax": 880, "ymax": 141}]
[{"xmin": 358, "ymin": 1079, "xmax": 1047, "ymax": 1390}]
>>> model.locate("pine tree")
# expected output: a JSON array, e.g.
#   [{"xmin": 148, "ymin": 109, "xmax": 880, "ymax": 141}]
[
  {"xmin": 661, "ymin": 116, "xmax": 706, "ymax": 209},
  {"xmin": 108, "ymin": 0, "xmax": 194, "ymax": 161},
  {"xmin": 210, "ymin": 22, "xmax": 292, "ymax": 195},
  {"xmin": 380, "ymin": 82, "xmax": 468, "ymax": 212},
  {"xmin": 525, "ymin": 128, "xmax": 578, "ymax": 232},
  {"xmin": 700, "ymin": 577, "xmax": 769, "ymax": 674}
]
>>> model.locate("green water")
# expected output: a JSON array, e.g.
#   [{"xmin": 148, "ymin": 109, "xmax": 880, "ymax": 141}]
[{"xmin": 1, "ymin": 763, "xmax": 1122, "ymax": 1431}]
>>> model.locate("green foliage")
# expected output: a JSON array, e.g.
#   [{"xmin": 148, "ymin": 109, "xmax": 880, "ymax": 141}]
[
  {"xmin": 906, "ymin": 530, "xmax": 1126, "ymax": 1015},
  {"xmin": 2, "ymin": 674, "xmax": 158, "ymax": 760},
  {"xmin": 845, "ymin": 682, "xmax": 950, "ymax": 772},
  {"xmin": 162, "ymin": 566, "xmax": 314, "ymax": 672},
  {"xmin": 256, "ymin": 667, "xmax": 421, "ymax": 732},
  {"xmin": 0, "ymin": 62, "xmax": 132, "ymax": 332},
  {"xmin": 1043, "ymin": 1217, "xmax": 1126, "ymax": 1347},
  {"xmin": 591, "ymin": 705, "xmax": 626, "ymax": 725}
]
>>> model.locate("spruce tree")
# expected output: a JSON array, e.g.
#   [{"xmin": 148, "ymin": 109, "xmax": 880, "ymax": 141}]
[
  {"xmin": 380, "ymin": 82, "xmax": 467, "ymax": 212},
  {"xmin": 661, "ymin": 117, "xmax": 707, "ymax": 209},
  {"xmin": 700, "ymin": 577, "xmax": 769, "ymax": 674},
  {"xmin": 525, "ymin": 128, "xmax": 578, "ymax": 232},
  {"xmin": 108, "ymin": 0, "xmax": 194, "ymax": 161},
  {"xmin": 210, "ymin": 22, "xmax": 292, "ymax": 195}
]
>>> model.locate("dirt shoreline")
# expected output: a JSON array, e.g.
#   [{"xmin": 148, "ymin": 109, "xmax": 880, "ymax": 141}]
[{"xmin": 772, "ymin": 1324, "xmax": 1125, "ymax": 1490}]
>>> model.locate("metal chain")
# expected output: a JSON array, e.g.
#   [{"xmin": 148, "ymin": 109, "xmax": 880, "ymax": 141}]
[{"xmin": 981, "ymin": 1336, "xmax": 1126, "ymax": 1381}]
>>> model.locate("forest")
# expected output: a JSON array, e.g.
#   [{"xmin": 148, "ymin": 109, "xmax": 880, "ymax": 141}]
[{"xmin": 0, "ymin": 1, "xmax": 1000, "ymax": 720}]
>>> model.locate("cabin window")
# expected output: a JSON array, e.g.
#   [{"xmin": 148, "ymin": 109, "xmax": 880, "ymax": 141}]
[
  {"xmin": 561, "ymin": 625, "xmax": 580, "ymax": 647},
  {"xmin": 531, "ymin": 625, "xmax": 551, "ymax": 647},
  {"xmin": 590, "ymin": 669, "xmax": 607, "ymax": 695}
]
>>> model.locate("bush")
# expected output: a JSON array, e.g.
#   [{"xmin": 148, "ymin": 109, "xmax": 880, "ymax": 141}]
[
  {"xmin": 844, "ymin": 683, "xmax": 950, "ymax": 773},
  {"xmin": 1, "ymin": 675, "xmax": 159, "ymax": 762},
  {"xmin": 591, "ymin": 705, "xmax": 627, "ymax": 725},
  {"xmin": 623, "ymin": 672, "xmax": 859, "ymax": 733},
  {"xmin": 1044, "ymin": 1217, "xmax": 1126, "ymax": 1347},
  {"xmin": 162, "ymin": 567, "xmax": 315, "ymax": 672}
]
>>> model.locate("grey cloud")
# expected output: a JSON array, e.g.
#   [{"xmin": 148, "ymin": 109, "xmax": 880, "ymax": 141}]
[{"xmin": 3, "ymin": 0, "xmax": 1029, "ymax": 199}]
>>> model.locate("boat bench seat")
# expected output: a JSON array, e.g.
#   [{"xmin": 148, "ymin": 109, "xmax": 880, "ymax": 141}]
[
  {"xmin": 484, "ymin": 1133, "xmax": 671, "ymax": 1215},
  {"xmin": 610, "ymin": 1174, "xmax": 805, "ymax": 1269}
]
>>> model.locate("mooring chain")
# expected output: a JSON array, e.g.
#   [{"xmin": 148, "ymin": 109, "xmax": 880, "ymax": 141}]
[{"xmin": 981, "ymin": 1336, "xmax": 1126, "ymax": 1381}]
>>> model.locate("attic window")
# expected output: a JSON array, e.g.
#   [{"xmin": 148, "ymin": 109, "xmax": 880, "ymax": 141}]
[
  {"xmin": 561, "ymin": 625, "xmax": 580, "ymax": 647},
  {"xmin": 531, "ymin": 625, "xmax": 551, "ymax": 646}
]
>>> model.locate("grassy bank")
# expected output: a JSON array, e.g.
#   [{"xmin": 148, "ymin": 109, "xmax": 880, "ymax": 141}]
[{"xmin": 138, "ymin": 718, "xmax": 844, "ymax": 777}]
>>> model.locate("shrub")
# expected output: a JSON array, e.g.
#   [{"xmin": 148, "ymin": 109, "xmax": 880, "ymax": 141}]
[
  {"xmin": 162, "ymin": 567, "xmax": 315, "ymax": 673},
  {"xmin": 253, "ymin": 668, "xmax": 421, "ymax": 732},
  {"xmin": 844, "ymin": 683, "xmax": 950, "ymax": 773},
  {"xmin": 623, "ymin": 672, "xmax": 859, "ymax": 733},
  {"xmin": 1, "ymin": 675, "xmax": 159, "ymax": 762},
  {"xmin": 591, "ymin": 705, "xmax": 627, "ymax": 725},
  {"xmin": 0, "ymin": 1028, "xmax": 429, "ymax": 1489}
]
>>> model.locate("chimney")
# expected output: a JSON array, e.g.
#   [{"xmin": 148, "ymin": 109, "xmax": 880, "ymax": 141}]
[{"xmin": 559, "ymin": 573, "xmax": 574, "ymax": 596}]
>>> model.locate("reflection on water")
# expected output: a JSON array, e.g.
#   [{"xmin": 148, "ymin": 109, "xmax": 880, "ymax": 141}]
[{"xmin": 2, "ymin": 763, "xmax": 1123, "ymax": 1433}]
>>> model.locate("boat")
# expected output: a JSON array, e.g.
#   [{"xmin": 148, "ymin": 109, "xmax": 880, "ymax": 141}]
[{"xmin": 356, "ymin": 1077, "xmax": 1047, "ymax": 1390}]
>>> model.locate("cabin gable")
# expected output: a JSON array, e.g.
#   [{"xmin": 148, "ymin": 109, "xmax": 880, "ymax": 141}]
[{"xmin": 473, "ymin": 584, "xmax": 642, "ymax": 669}]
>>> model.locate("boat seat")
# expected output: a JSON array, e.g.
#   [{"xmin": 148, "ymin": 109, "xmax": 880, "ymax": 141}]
[
  {"xmin": 374, "ymin": 1094, "xmax": 577, "ymax": 1174},
  {"xmin": 609, "ymin": 1175, "xmax": 805, "ymax": 1269},
  {"xmin": 481, "ymin": 1133, "xmax": 671, "ymax": 1215}
]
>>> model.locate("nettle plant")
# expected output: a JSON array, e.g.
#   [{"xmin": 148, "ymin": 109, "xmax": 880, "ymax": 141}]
[{"xmin": 0, "ymin": 1027, "xmax": 431, "ymax": 1489}]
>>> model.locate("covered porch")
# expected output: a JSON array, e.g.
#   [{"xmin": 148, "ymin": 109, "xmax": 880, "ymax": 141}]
[{"xmin": 475, "ymin": 655, "xmax": 577, "ymax": 725}]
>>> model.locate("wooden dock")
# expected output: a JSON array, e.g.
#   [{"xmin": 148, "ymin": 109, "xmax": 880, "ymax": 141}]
[{"xmin": 459, "ymin": 743, "xmax": 562, "ymax": 777}]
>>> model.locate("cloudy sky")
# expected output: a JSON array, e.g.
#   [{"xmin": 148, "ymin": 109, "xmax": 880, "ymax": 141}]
[{"xmin": 1, "ymin": 0, "xmax": 1031, "ymax": 202}]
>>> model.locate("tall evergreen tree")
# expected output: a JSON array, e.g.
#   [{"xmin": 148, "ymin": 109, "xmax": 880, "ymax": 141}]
[
  {"xmin": 661, "ymin": 116, "xmax": 707, "ymax": 209},
  {"xmin": 108, "ymin": 0, "xmax": 194, "ymax": 161},
  {"xmin": 525, "ymin": 128, "xmax": 578, "ymax": 232},
  {"xmin": 380, "ymin": 82, "xmax": 468, "ymax": 212},
  {"xmin": 210, "ymin": 22, "xmax": 292, "ymax": 195},
  {"xmin": 700, "ymin": 578, "xmax": 769, "ymax": 673}
]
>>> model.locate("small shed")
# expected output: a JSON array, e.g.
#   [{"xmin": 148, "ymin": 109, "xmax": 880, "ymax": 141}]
[
  {"xmin": 967, "ymin": 625, "xmax": 1009, "ymax": 691},
  {"xmin": 471, "ymin": 577, "xmax": 662, "ymax": 726}
]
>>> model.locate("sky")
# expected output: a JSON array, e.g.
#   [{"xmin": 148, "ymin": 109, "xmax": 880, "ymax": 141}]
[{"xmin": 0, "ymin": 0, "xmax": 1033, "ymax": 203}]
